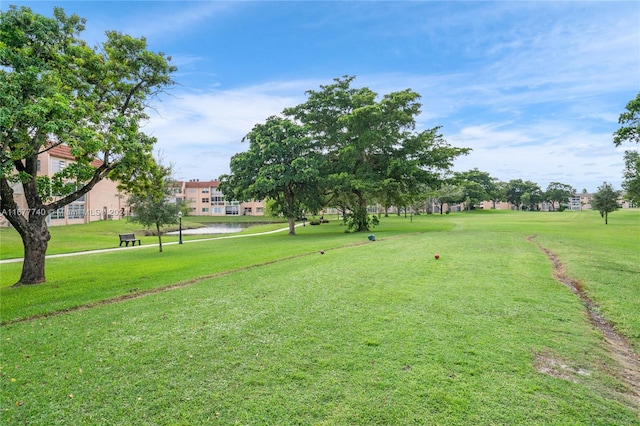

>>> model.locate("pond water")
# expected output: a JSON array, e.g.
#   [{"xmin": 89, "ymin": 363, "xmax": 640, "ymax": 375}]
[{"xmin": 166, "ymin": 222, "xmax": 251, "ymax": 235}]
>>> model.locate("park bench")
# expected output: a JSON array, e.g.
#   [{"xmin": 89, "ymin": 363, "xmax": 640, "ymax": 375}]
[{"xmin": 119, "ymin": 233, "xmax": 141, "ymax": 247}]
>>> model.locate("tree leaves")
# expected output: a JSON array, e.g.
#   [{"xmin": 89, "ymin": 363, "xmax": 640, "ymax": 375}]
[{"xmin": 613, "ymin": 93, "xmax": 640, "ymax": 147}]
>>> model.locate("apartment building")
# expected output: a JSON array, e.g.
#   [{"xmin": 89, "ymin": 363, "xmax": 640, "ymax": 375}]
[
  {"xmin": 1, "ymin": 144, "xmax": 126, "ymax": 227},
  {"xmin": 2, "ymin": 148, "xmax": 265, "ymax": 228},
  {"xmin": 179, "ymin": 179, "xmax": 264, "ymax": 217},
  {"xmin": 569, "ymin": 193, "xmax": 593, "ymax": 210}
]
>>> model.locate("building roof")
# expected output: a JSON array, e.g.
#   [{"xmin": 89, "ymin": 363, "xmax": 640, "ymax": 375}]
[
  {"xmin": 47, "ymin": 144, "xmax": 77, "ymax": 161},
  {"xmin": 46, "ymin": 143, "xmax": 103, "ymax": 167},
  {"xmin": 183, "ymin": 180, "xmax": 219, "ymax": 188}
]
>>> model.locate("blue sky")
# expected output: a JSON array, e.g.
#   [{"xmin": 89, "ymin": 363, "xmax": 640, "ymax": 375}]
[{"xmin": 8, "ymin": 1, "xmax": 640, "ymax": 191}]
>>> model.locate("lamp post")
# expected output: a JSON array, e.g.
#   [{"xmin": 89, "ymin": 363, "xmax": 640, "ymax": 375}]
[{"xmin": 178, "ymin": 211, "xmax": 183, "ymax": 244}]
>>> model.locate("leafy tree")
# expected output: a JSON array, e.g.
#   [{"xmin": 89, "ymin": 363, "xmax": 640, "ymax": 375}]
[
  {"xmin": 526, "ymin": 183, "xmax": 544, "ymax": 211},
  {"xmin": 622, "ymin": 150, "xmax": 640, "ymax": 206},
  {"xmin": 505, "ymin": 179, "xmax": 526, "ymax": 210},
  {"xmin": 505, "ymin": 179, "xmax": 541, "ymax": 210},
  {"xmin": 489, "ymin": 180, "xmax": 507, "ymax": 209},
  {"xmin": 434, "ymin": 183, "xmax": 465, "ymax": 214},
  {"xmin": 545, "ymin": 182, "xmax": 576, "ymax": 211},
  {"xmin": 285, "ymin": 76, "xmax": 470, "ymax": 231},
  {"xmin": 453, "ymin": 169, "xmax": 498, "ymax": 211},
  {"xmin": 591, "ymin": 182, "xmax": 621, "ymax": 224},
  {"xmin": 219, "ymin": 117, "xmax": 321, "ymax": 235},
  {"xmin": 127, "ymin": 164, "xmax": 184, "ymax": 252},
  {"xmin": 461, "ymin": 181, "xmax": 485, "ymax": 212},
  {"xmin": 613, "ymin": 93, "xmax": 640, "ymax": 204},
  {"xmin": 613, "ymin": 93, "xmax": 640, "ymax": 146},
  {"xmin": 0, "ymin": 6, "xmax": 175, "ymax": 285},
  {"xmin": 376, "ymin": 178, "xmax": 403, "ymax": 217}
]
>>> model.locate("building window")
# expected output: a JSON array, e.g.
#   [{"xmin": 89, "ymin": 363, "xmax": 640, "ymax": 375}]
[
  {"xmin": 212, "ymin": 207, "xmax": 223, "ymax": 214},
  {"xmin": 202, "ymin": 189, "xmax": 209, "ymax": 194},
  {"xmin": 211, "ymin": 196, "xmax": 224, "ymax": 205},
  {"xmin": 202, "ymin": 198, "xmax": 209, "ymax": 203},
  {"xmin": 225, "ymin": 205, "xmax": 239, "ymax": 215},
  {"xmin": 201, "ymin": 207, "xmax": 209, "ymax": 213},
  {"xmin": 189, "ymin": 188, "xmax": 196, "ymax": 194},
  {"xmin": 68, "ymin": 203, "xmax": 85, "ymax": 219},
  {"xmin": 51, "ymin": 159, "xmax": 66, "ymax": 173},
  {"xmin": 50, "ymin": 207, "xmax": 65, "ymax": 219}
]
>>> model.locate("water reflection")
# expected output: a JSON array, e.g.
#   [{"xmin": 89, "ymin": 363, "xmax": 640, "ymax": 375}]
[{"xmin": 167, "ymin": 223, "xmax": 250, "ymax": 235}]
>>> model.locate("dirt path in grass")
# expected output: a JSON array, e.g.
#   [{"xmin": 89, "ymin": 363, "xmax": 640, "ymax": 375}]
[{"xmin": 528, "ymin": 235, "xmax": 640, "ymax": 410}]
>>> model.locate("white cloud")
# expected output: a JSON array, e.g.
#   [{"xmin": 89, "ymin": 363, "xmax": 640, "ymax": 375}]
[
  {"xmin": 145, "ymin": 81, "xmax": 318, "ymax": 180},
  {"xmin": 448, "ymin": 121, "xmax": 625, "ymax": 190},
  {"xmin": 118, "ymin": 2, "xmax": 243, "ymax": 41}
]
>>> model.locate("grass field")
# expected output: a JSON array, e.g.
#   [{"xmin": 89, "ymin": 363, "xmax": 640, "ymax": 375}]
[{"xmin": 1, "ymin": 210, "xmax": 639, "ymax": 424}]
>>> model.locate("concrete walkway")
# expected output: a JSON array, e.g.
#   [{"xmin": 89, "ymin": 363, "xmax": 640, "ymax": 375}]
[{"xmin": 0, "ymin": 225, "xmax": 297, "ymax": 264}]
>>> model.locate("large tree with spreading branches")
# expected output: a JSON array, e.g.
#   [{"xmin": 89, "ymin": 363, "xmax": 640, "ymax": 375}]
[
  {"xmin": 284, "ymin": 76, "xmax": 470, "ymax": 232},
  {"xmin": 0, "ymin": 6, "xmax": 176, "ymax": 285},
  {"xmin": 219, "ymin": 116, "xmax": 322, "ymax": 236}
]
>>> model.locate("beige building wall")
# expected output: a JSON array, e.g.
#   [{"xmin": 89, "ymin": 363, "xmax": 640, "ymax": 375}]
[{"xmin": 1, "ymin": 144, "xmax": 126, "ymax": 227}]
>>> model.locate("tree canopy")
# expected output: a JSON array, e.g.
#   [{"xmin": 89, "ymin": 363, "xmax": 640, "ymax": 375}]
[
  {"xmin": 613, "ymin": 93, "xmax": 640, "ymax": 205},
  {"xmin": 613, "ymin": 93, "xmax": 640, "ymax": 147},
  {"xmin": 453, "ymin": 169, "xmax": 500, "ymax": 211},
  {"xmin": 0, "ymin": 6, "xmax": 175, "ymax": 284},
  {"xmin": 219, "ymin": 116, "xmax": 321, "ymax": 235},
  {"xmin": 284, "ymin": 76, "xmax": 470, "ymax": 231},
  {"xmin": 591, "ymin": 182, "xmax": 621, "ymax": 224},
  {"xmin": 127, "ymin": 163, "xmax": 184, "ymax": 252},
  {"xmin": 545, "ymin": 182, "xmax": 576, "ymax": 211},
  {"xmin": 622, "ymin": 150, "xmax": 640, "ymax": 206},
  {"xmin": 505, "ymin": 179, "xmax": 542, "ymax": 210}
]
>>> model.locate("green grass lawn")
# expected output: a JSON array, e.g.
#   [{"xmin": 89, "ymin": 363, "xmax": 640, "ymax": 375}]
[{"xmin": 1, "ymin": 210, "xmax": 639, "ymax": 424}]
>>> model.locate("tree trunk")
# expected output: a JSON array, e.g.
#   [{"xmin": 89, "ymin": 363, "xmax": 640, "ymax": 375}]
[
  {"xmin": 15, "ymin": 215, "xmax": 50, "ymax": 286},
  {"xmin": 287, "ymin": 217, "xmax": 296, "ymax": 235},
  {"xmin": 156, "ymin": 223, "xmax": 163, "ymax": 252},
  {"xmin": 605, "ymin": 211, "xmax": 608, "ymax": 225},
  {"xmin": 354, "ymin": 195, "xmax": 369, "ymax": 232}
]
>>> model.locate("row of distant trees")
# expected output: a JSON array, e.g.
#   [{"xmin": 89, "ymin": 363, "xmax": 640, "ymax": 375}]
[
  {"xmin": 428, "ymin": 173, "xmax": 577, "ymax": 214},
  {"xmin": 430, "ymin": 173, "xmax": 627, "ymax": 225}
]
